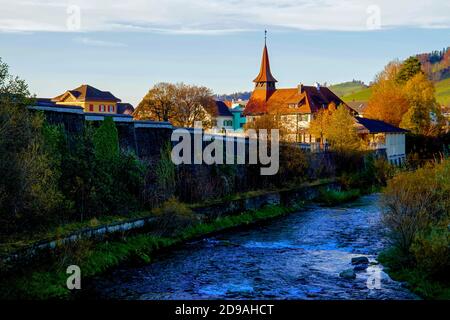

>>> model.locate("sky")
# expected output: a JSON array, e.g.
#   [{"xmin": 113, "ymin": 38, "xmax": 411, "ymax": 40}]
[{"xmin": 0, "ymin": 0, "xmax": 449, "ymax": 106}]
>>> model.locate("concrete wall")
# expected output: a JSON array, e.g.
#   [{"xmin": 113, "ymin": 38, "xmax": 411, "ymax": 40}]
[{"xmin": 29, "ymin": 105, "xmax": 173, "ymax": 160}]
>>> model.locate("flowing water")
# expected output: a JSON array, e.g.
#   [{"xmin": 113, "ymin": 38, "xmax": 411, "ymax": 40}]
[{"xmin": 88, "ymin": 194, "xmax": 417, "ymax": 300}]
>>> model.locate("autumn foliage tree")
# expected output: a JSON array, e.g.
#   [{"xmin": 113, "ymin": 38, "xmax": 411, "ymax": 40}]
[
  {"xmin": 244, "ymin": 113, "xmax": 289, "ymax": 141},
  {"xmin": 134, "ymin": 82, "xmax": 216, "ymax": 128},
  {"xmin": 365, "ymin": 61, "xmax": 410, "ymax": 126},
  {"xmin": 308, "ymin": 106, "xmax": 333, "ymax": 144},
  {"xmin": 172, "ymin": 83, "xmax": 216, "ymax": 128},
  {"xmin": 134, "ymin": 82, "xmax": 176, "ymax": 121},
  {"xmin": 400, "ymin": 73, "xmax": 443, "ymax": 136},
  {"xmin": 365, "ymin": 56, "xmax": 443, "ymax": 135},
  {"xmin": 365, "ymin": 80, "xmax": 410, "ymax": 127},
  {"xmin": 309, "ymin": 105, "xmax": 363, "ymax": 152}
]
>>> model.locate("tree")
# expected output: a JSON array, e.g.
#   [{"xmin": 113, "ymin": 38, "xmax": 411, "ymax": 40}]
[
  {"xmin": 134, "ymin": 82, "xmax": 176, "ymax": 121},
  {"xmin": 93, "ymin": 116, "xmax": 119, "ymax": 164},
  {"xmin": 134, "ymin": 82, "xmax": 216, "ymax": 128},
  {"xmin": 0, "ymin": 57, "xmax": 64, "ymax": 232},
  {"xmin": 244, "ymin": 112, "xmax": 289, "ymax": 141},
  {"xmin": 309, "ymin": 105, "xmax": 363, "ymax": 152},
  {"xmin": 365, "ymin": 79, "xmax": 410, "ymax": 126},
  {"xmin": 172, "ymin": 83, "xmax": 216, "ymax": 128},
  {"xmin": 325, "ymin": 106, "xmax": 363, "ymax": 152},
  {"xmin": 309, "ymin": 108, "xmax": 332, "ymax": 144},
  {"xmin": 365, "ymin": 61, "xmax": 410, "ymax": 126},
  {"xmin": 400, "ymin": 73, "xmax": 443, "ymax": 136},
  {"xmin": 375, "ymin": 60, "xmax": 402, "ymax": 83},
  {"xmin": 396, "ymin": 56, "xmax": 422, "ymax": 84},
  {"xmin": 366, "ymin": 56, "xmax": 443, "ymax": 135}
]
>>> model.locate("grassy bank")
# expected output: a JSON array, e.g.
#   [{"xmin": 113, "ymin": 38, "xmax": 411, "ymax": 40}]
[
  {"xmin": 0, "ymin": 180, "xmax": 333, "ymax": 257},
  {"xmin": 1, "ymin": 204, "xmax": 299, "ymax": 300},
  {"xmin": 314, "ymin": 188, "xmax": 362, "ymax": 206},
  {"xmin": 378, "ymin": 248, "xmax": 450, "ymax": 300}
]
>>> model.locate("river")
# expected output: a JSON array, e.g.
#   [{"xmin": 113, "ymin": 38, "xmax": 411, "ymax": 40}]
[{"xmin": 87, "ymin": 194, "xmax": 417, "ymax": 300}]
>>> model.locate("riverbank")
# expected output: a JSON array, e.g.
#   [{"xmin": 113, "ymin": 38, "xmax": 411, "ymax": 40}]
[
  {"xmin": 2, "ymin": 180, "xmax": 348, "ymax": 299},
  {"xmin": 378, "ymin": 247, "xmax": 450, "ymax": 300},
  {"xmin": 375, "ymin": 159, "xmax": 450, "ymax": 300},
  {"xmin": 0, "ymin": 178, "xmax": 377, "ymax": 300},
  {"xmin": 2, "ymin": 204, "xmax": 301, "ymax": 299}
]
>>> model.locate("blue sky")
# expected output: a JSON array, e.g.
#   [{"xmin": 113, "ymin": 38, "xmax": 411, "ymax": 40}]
[{"xmin": 0, "ymin": 1, "xmax": 449, "ymax": 106}]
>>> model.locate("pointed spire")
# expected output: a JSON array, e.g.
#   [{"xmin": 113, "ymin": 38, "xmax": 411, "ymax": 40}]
[{"xmin": 253, "ymin": 31, "xmax": 277, "ymax": 84}]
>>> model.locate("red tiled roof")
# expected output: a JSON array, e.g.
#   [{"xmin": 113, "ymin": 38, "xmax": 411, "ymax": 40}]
[{"xmin": 244, "ymin": 85, "xmax": 354, "ymax": 116}]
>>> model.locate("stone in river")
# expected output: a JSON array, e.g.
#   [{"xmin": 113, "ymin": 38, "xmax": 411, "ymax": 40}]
[
  {"xmin": 351, "ymin": 256, "xmax": 369, "ymax": 265},
  {"xmin": 354, "ymin": 264, "xmax": 368, "ymax": 271},
  {"xmin": 339, "ymin": 269, "xmax": 356, "ymax": 279}
]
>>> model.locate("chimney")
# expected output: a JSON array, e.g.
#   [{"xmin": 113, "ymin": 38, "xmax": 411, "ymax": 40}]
[
  {"xmin": 315, "ymin": 82, "xmax": 321, "ymax": 90},
  {"xmin": 298, "ymin": 83, "xmax": 303, "ymax": 93}
]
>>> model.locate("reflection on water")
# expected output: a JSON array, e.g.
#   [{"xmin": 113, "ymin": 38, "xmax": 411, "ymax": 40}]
[{"xmin": 88, "ymin": 194, "xmax": 417, "ymax": 300}]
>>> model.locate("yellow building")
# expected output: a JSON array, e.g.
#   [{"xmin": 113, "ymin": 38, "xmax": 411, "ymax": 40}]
[{"xmin": 51, "ymin": 84, "xmax": 121, "ymax": 114}]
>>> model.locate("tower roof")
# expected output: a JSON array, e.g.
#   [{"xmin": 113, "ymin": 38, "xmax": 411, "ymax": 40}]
[{"xmin": 253, "ymin": 44, "xmax": 278, "ymax": 83}]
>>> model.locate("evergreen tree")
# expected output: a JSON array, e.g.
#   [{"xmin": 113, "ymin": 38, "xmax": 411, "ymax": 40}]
[{"xmin": 396, "ymin": 56, "xmax": 422, "ymax": 84}]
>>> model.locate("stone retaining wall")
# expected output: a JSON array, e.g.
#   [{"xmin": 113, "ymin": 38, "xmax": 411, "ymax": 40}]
[{"xmin": 1, "ymin": 180, "xmax": 337, "ymax": 269}]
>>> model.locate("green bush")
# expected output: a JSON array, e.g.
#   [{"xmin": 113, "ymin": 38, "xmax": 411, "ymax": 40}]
[
  {"xmin": 382, "ymin": 160, "xmax": 449, "ymax": 252},
  {"xmin": 381, "ymin": 158, "xmax": 450, "ymax": 298},
  {"xmin": 411, "ymin": 225, "xmax": 450, "ymax": 279},
  {"xmin": 152, "ymin": 197, "xmax": 198, "ymax": 236},
  {"xmin": 316, "ymin": 188, "xmax": 361, "ymax": 206},
  {"xmin": 278, "ymin": 145, "xmax": 309, "ymax": 185}
]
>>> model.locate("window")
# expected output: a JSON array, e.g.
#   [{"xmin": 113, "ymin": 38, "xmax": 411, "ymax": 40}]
[
  {"xmin": 109, "ymin": 105, "xmax": 114, "ymax": 112},
  {"xmin": 100, "ymin": 105, "xmax": 105, "ymax": 112},
  {"xmin": 89, "ymin": 104, "xmax": 94, "ymax": 112}
]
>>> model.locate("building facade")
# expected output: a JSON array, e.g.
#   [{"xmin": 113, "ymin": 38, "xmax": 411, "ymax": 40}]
[
  {"xmin": 243, "ymin": 43, "xmax": 356, "ymax": 142},
  {"xmin": 243, "ymin": 41, "xmax": 407, "ymax": 164},
  {"xmin": 41, "ymin": 84, "xmax": 134, "ymax": 115}
]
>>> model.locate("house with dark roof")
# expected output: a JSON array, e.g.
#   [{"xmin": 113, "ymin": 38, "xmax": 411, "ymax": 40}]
[
  {"xmin": 355, "ymin": 117, "xmax": 408, "ymax": 164},
  {"xmin": 37, "ymin": 84, "xmax": 134, "ymax": 115},
  {"xmin": 347, "ymin": 101, "xmax": 368, "ymax": 117},
  {"xmin": 206, "ymin": 100, "xmax": 234, "ymax": 133}
]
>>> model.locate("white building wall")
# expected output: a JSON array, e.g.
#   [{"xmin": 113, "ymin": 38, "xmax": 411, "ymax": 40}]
[
  {"xmin": 385, "ymin": 133, "xmax": 406, "ymax": 164},
  {"xmin": 207, "ymin": 115, "xmax": 234, "ymax": 133}
]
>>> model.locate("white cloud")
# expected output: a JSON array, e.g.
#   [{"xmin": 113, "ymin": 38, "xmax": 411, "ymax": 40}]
[
  {"xmin": 0, "ymin": 0, "xmax": 449, "ymax": 33},
  {"xmin": 74, "ymin": 37, "xmax": 127, "ymax": 47}
]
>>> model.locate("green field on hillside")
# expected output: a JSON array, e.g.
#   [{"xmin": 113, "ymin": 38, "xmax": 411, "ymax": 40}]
[
  {"xmin": 328, "ymin": 81, "xmax": 367, "ymax": 97},
  {"xmin": 341, "ymin": 87, "xmax": 373, "ymax": 103},
  {"xmin": 336, "ymin": 78, "xmax": 450, "ymax": 106},
  {"xmin": 435, "ymin": 78, "xmax": 450, "ymax": 106}
]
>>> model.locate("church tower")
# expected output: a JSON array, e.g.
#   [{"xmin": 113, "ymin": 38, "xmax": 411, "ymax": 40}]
[{"xmin": 253, "ymin": 31, "xmax": 277, "ymax": 101}]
